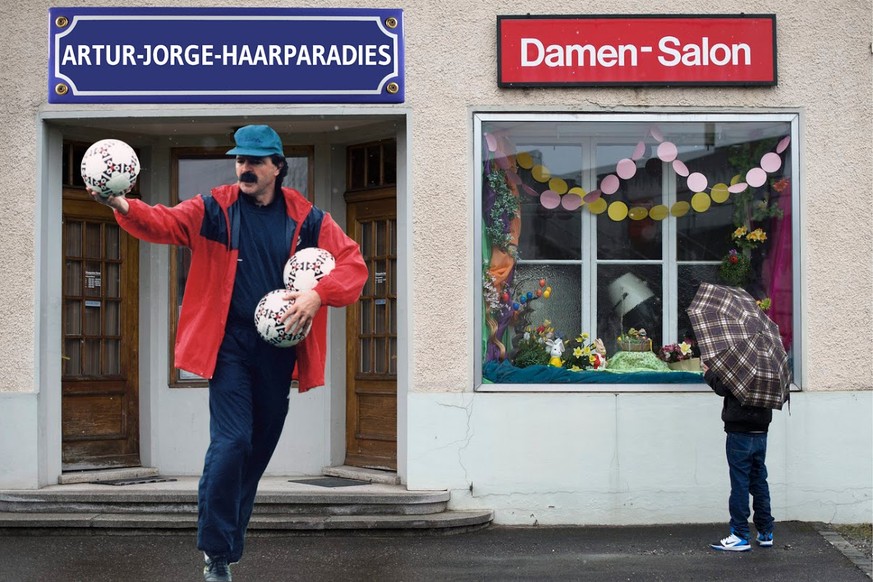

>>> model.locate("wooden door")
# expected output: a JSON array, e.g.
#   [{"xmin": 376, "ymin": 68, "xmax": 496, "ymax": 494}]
[
  {"xmin": 345, "ymin": 192, "xmax": 397, "ymax": 470},
  {"xmin": 61, "ymin": 193, "xmax": 140, "ymax": 470}
]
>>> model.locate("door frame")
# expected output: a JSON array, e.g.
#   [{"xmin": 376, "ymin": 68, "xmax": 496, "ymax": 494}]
[{"xmin": 36, "ymin": 110, "xmax": 411, "ymax": 486}]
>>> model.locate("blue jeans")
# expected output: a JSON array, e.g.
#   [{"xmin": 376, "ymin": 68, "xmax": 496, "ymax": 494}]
[
  {"xmin": 725, "ymin": 431, "xmax": 774, "ymax": 540},
  {"xmin": 197, "ymin": 323, "xmax": 296, "ymax": 563}
]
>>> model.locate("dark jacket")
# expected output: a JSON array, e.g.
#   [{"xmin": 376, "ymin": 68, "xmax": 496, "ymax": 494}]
[{"xmin": 705, "ymin": 369, "xmax": 772, "ymax": 433}]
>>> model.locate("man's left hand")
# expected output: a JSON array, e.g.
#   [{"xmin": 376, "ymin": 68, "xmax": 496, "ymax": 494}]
[{"xmin": 279, "ymin": 289, "xmax": 322, "ymax": 334}]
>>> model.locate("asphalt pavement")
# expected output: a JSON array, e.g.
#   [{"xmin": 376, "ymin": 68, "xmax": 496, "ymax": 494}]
[{"xmin": 0, "ymin": 521, "xmax": 869, "ymax": 582}]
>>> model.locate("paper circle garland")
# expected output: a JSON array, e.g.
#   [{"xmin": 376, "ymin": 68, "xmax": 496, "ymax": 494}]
[
  {"xmin": 516, "ymin": 151, "xmax": 534, "ymax": 169},
  {"xmin": 561, "ymin": 193, "xmax": 583, "ymax": 211},
  {"xmin": 587, "ymin": 198, "xmax": 607, "ymax": 214},
  {"xmin": 628, "ymin": 207, "xmax": 648, "ymax": 221},
  {"xmin": 500, "ymin": 132, "xmax": 790, "ymax": 222},
  {"xmin": 746, "ymin": 167, "xmax": 767, "ymax": 188},
  {"xmin": 608, "ymin": 201, "xmax": 629, "ymax": 221},
  {"xmin": 540, "ymin": 190, "xmax": 561, "ymax": 209},
  {"xmin": 657, "ymin": 142, "xmax": 678, "ymax": 162},
  {"xmin": 711, "ymin": 183, "xmax": 730, "ymax": 203},
  {"xmin": 548, "ymin": 177, "xmax": 568, "ymax": 194},
  {"xmin": 687, "ymin": 172, "xmax": 708, "ymax": 193},
  {"xmin": 691, "ymin": 192, "xmax": 712, "ymax": 212},
  {"xmin": 600, "ymin": 174, "xmax": 620, "ymax": 195},
  {"xmin": 671, "ymin": 201, "xmax": 690, "ymax": 217},
  {"xmin": 616, "ymin": 158, "xmax": 637, "ymax": 180},
  {"xmin": 649, "ymin": 205, "xmax": 669, "ymax": 221}
]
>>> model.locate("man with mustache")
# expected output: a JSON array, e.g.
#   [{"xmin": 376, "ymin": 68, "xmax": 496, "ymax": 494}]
[{"xmin": 88, "ymin": 125, "xmax": 368, "ymax": 581}]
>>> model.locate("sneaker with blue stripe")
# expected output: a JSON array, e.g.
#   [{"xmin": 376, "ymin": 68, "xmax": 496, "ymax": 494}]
[
  {"xmin": 756, "ymin": 531, "xmax": 774, "ymax": 547},
  {"xmin": 710, "ymin": 532, "xmax": 751, "ymax": 551}
]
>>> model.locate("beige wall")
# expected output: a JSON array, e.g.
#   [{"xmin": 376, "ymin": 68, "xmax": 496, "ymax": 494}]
[{"xmin": 1, "ymin": 1, "xmax": 871, "ymax": 395}]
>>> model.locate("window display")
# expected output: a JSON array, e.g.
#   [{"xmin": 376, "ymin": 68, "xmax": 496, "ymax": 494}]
[{"xmin": 477, "ymin": 114, "xmax": 796, "ymax": 387}]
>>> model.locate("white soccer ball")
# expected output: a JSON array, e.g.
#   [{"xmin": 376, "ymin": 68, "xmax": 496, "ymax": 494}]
[
  {"xmin": 283, "ymin": 247, "xmax": 336, "ymax": 292},
  {"xmin": 253, "ymin": 289, "xmax": 311, "ymax": 348},
  {"xmin": 81, "ymin": 139, "xmax": 140, "ymax": 198}
]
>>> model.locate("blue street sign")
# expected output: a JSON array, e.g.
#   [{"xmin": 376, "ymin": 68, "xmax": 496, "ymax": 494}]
[{"xmin": 48, "ymin": 7, "xmax": 404, "ymax": 104}]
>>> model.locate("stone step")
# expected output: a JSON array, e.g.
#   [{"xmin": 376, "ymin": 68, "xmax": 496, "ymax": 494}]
[
  {"xmin": 0, "ymin": 510, "xmax": 494, "ymax": 533},
  {"xmin": 0, "ymin": 476, "xmax": 494, "ymax": 533},
  {"xmin": 0, "ymin": 489, "xmax": 450, "ymax": 516}
]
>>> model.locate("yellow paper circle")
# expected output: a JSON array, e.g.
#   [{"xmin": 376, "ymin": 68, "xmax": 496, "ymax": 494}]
[
  {"xmin": 671, "ymin": 201, "xmax": 691, "ymax": 217},
  {"xmin": 548, "ymin": 177, "xmax": 568, "ymax": 195},
  {"xmin": 567, "ymin": 186, "xmax": 587, "ymax": 198},
  {"xmin": 607, "ymin": 201, "xmax": 629, "ymax": 221},
  {"xmin": 587, "ymin": 198, "xmax": 607, "ymax": 214},
  {"xmin": 649, "ymin": 205, "xmax": 669, "ymax": 221},
  {"xmin": 516, "ymin": 152, "xmax": 534, "ymax": 170},
  {"xmin": 532, "ymin": 165, "xmax": 551, "ymax": 183},
  {"xmin": 711, "ymin": 183, "xmax": 730, "ymax": 203},
  {"xmin": 730, "ymin": 174, "xmax": 743, "ymax": 186},
  {"xmin": 691, "ymin": 192, "xmax": 712, "ymax": 212},
  {"xmin": 628, "ymin": 207, "xmax": 649, "ymax": 221}
]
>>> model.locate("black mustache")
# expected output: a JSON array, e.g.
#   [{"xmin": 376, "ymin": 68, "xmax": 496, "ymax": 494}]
[{"xmin": 240, "ymin": 172, "xmax": 257, "ymax": 183}]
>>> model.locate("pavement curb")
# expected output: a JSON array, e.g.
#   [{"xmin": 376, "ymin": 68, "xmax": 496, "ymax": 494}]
[{"xmin": 816, "ymin": 524, "xmax": 873, "ymax": 579}]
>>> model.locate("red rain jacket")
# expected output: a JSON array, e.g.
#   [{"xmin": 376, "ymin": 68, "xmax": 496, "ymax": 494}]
[{"xmin": 115, "ymin": 184, "xmax": 368, "ymax": 391}]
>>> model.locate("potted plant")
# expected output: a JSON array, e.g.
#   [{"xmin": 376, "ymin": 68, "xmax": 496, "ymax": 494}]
[{"xmin": 657, "ymin": 340, "xmax": 701, "ymax": 372}]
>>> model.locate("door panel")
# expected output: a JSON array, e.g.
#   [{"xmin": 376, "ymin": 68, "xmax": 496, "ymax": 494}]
[
  {"xmin": 345, "ymin": 194, "xmax": 397, "ymax": 470},
  {"xmin": 62, "ymin": 195, "xmax": 140, "ymax": 470}
]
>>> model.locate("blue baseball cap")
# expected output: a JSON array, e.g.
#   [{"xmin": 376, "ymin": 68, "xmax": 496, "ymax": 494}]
[{"xmin": 226, "ymin": 125, "xmax": 284, "ymax": 157}]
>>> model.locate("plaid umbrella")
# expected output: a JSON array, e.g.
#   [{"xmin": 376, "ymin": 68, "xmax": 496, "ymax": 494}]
[{"xmin": 687, "ymin": 283, "xmax": 790, "ymax": 410}]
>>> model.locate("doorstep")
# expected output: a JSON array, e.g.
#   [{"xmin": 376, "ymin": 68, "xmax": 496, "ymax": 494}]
[
  {"xmin": 57, "ymin": 467, "xmax": 160, "ymax": 485},
  {"xmin": 322, "ymin": 465, "xmax": 401, "ymax": 485}
]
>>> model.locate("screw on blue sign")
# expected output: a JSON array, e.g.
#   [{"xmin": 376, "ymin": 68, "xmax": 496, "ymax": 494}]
[{"xmin": 49, "ymin": 8, "xmax": 404, "ymax": 104}]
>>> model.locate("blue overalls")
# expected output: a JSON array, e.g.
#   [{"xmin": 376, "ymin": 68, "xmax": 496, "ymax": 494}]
[{"xmin": 196, "ymin": 192, "xmax": 318, "ymax": 563}]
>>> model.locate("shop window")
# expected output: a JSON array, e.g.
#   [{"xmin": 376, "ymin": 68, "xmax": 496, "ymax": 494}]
[
  {"xmin": 476, "ymin": 114, "xmax": 797, "ymax": 389},
  {"xmin": 169, "ymin": 146, "xmax": 314, "ymax": 386}
]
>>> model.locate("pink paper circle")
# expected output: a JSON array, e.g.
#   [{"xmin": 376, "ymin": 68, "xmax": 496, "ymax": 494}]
[
  {"xmin": 687, "ymin": 172, "xmax": 708, "ymax": 193},
  {"xmin": 521, "ymin": 184, "xmax": 539, "ymax": 197},
  {"xmin": 632, "ymin": 141, "xmax": 646, "ymax": 160},
  {"xmin": 746, "ymin": 168, "xmax": 767, "ymax": 188},
  {"xmin": 485, "ymin": 133, "xmax": 497, "ymax": 152},
  {"xmin": 540, "ymin": 190, "xmax": 561, "ymax": 209},
  {"xmin": 600, "ymin": 174, "xmax": 620, "ymax": 195},
  {"xmin": 583, "ymin": 189, "xmax": 602, "ymax": 203},
  {"xmin": 776, "ymin": 136, "xmax": 791, "ymax": 154},
  {"xmin": 616, "ymin": 158, "xmax": 637, "ymax": 180},
  {"xmin": 657, "ymin": 142, "xmax": 678, "ymax": 162},
  {"xmin": 561, "ymin": 194, "xmax": 583, "ymax": 211},
  {"xmin": 760, "ymin": 152, "xmax": 782, "ymax": 173},
  {"xmin": 728, "ymin": 182, "xmax": 748, "ymax": 193},
  {"xmin": 650, "ymin": 126, "xmax": 664, "ymax": 142},
  {"xmin": 672, "ymin": 159, "xmax": 689, "ymax": 177}
]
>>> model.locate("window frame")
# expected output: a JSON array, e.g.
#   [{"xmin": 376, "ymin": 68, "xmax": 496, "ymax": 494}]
[
  {"xmin": 168, "ymin": 146, "xmax": 314, "ymax": 387},
  {"xmin": 473, "ymin": 111, "xmax": 803, "ymax": 392}
]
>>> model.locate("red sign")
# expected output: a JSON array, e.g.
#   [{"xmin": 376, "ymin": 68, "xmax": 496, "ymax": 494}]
[{"xmin": 498, "ymin": 15, "xmax": 776, "ymax": 87}]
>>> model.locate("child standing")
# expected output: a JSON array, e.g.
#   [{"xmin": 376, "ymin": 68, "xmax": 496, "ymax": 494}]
[{"xmin": 703, "ymin": 363, "xmax": 775, "ymax": 551}]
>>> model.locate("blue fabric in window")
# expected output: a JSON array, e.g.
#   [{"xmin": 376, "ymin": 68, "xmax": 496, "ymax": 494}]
[{"xmin": 483, "ymin": 360, "xmax": 703, "ymax": 384}]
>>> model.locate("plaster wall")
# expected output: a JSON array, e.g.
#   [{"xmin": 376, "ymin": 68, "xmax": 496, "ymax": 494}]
[
  {"xmin": 3, "ymin": 2, "xmax": 870, "ymax": 399},
  {"xmin": 407, "ymin": 390, "xmax": 873, "ymax": 524}
]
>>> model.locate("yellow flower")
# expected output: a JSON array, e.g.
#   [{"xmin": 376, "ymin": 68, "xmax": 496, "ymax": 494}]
[
  {"xmin": 582, "ymin": 346, "xmax": 591, "ymax": 355},
  {"xmin": 573, "ymin": 347, "xmax": 583, "ymax": 358},
  {"xmin": 732, "ymin": 226, "xmax": 748, "ymax": 239},
  {"xmin": 679, "ymin": 342, "xmax": 692, "ymax": 356},
  {"xmin": 747, "ymin": 228, "xmax": 767, "ymax": 242},
  {"xmin": 581, "ymin": 332, "xmax": 589, "ymax": 340},
  {"xmin": 570, "ymin": 365, "xmax": 581, "ymax": 372}
]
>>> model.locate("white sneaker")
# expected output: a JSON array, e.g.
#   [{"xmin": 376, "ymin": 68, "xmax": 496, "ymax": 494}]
[{"xmin": 710, "ymin": 532, "xmax": 751, "ymax": 551}]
